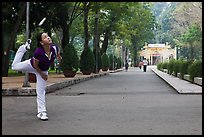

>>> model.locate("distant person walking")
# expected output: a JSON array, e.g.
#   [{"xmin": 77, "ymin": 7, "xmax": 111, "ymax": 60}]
[
  {"xmin": 125, "ymin": 61, "xmax": 129, "ymax": 72},
  {"xmin": 143, "ymin": 58, "xmax": 148, "ymax": 72},
  {"xmin": 139, "ymin": 60, "xmax": 143, "ymax": 69}
]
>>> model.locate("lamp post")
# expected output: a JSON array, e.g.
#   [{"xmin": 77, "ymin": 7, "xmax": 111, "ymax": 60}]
[
  {"xmin": 22, "ymin": 2, "xmax": 30, "ymax": 87},
  {"xmin": 94, "ymin": 13, "xmax": 99, "ymax": 73}
]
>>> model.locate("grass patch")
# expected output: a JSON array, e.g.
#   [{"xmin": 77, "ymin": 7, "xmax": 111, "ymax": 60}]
[
  {"xmin": 8, "ymin": 68, "xmax": 60, "ymax": 76},
  {"xmin": 8, "ymin": 69, "xmax": 24, "ymax": 77}
]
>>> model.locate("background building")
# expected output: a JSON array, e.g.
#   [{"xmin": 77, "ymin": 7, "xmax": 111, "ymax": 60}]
[{"xmin": 138, "ymin": 43, "xmax": 176, "ymax": 65}]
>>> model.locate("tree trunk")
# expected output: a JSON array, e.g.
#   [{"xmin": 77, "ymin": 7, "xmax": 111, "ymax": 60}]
[
  {"xmin": 101, "ymin": 29, "xmax": 110, "ymax": 55},
  {"xmin": 101, "ymin": 16, "xmax": 116, "ymax": 55},
  {"xmin": 83, "ymin": 2, "xmax": 90, "ymax": 48},
  {"xmin": 134, "ymin": 46, "xmax": 138, "ymax": 67},
  {"xmin": 2, "ymin": 2, "xmax": 26, "ymax": 77},
  {"xmin": 58, "ymin": 4, "xmax": 71, "ymax": 50},
  {"xmin": 93, "ymin": 10, "xmax": 100, "ymax": 72},
  {"xmin": 93, "ymin": 11, "xmax": 99, "ymax": 52},
  {"xmin": 61, "ymin": 23, "xmax": 70, "ymax": 50},
  {"xmin": 125, "ymin": 47, "xmax": 128, "ymax": 62}
]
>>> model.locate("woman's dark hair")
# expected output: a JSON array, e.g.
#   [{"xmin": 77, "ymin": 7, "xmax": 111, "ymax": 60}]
[{"xmin": 36, "ymin": 32, "xmax": 44, "ymax": 47}]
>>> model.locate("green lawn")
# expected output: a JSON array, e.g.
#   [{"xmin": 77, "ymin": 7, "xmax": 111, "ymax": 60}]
[
  {"xmin": 8, "ymin": 69, "xmax": 24, "ymax": 77},
  {"xmin": 8, "ymin": 69, "xmax": 57, "ymax": 77},
  {"xmin": 7, "ymin": 68, "xmax": 83, "ymax": 77}
]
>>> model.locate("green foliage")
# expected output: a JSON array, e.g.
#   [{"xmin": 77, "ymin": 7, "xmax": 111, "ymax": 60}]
[
  {"xmin": 116, "ymin": 57, "xmax": 122, "ymax": 69},
  {"xmin": 101, "ymin": 53, "xmax": 109, "ymax": 70},
  {"xmin": 181, "ymin": 23, "xmax": 202, "ymax": 44},
  {"xmin": 157, "ymin": 62, "xmax": 168, "ymax": 71},
  {"xmin": 114, "ymin": 55, "xmax": 117, "ymax": 69},
  {"xmin": 16, "ymin": 34, "xmax": 26, "ymax": 48},
  {"xmin": 121, "ymin": 59, "xmax": 124, "ymax": 67},
  {"xmin": 8, "ymin": 69, "xmax": 24, "ymax": 77},
  {"xmin": 157, "ymin": 62, "xmax": 162, "ymax": 70},
  {"xmin": 93, "ymin": 50, "xmax": 102, "ymax": 72},
  {"xmin": 188, "ymin": 60, "xmax": 202, "ymax": 81},
  {"xmin": 109, "ymin": 54, "xmax": 114, "ymax": 70},
  {"xmin": 162, "ymin": 62, "xmax": 168, "ymax": 69},
  {"xmin": 167, "ymin": 59, "xmax": 174, "ymax": 75},
  {"xmin": 179, "ymin": 60, "xmax": 193, "ymax": 79},
  {"xmin": 181, "ymin": 23, "xmax": 202, "ymax": 60},
  {"xmin": 97, "ymin": 52, "xmax": 102, "ymax": 70},
  {"xmin": 60, "ymin": 44, "xmax": 79, "ymax": 71},
  {"xmin": 172, "ymin": 60, "xmax": 181, "ymax": 77},
  {"xmin": 80, "ymin": 47, "xmax": 95, "ymax": 72},
  {"xmin": 165, "ymin": 59, "xmax": 182, "ymax": 77}
]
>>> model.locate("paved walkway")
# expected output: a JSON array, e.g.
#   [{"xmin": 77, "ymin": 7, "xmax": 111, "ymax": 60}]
[
  {"xmin": 3, "ymin": 67, "xmax": 202, "ymax": 135},
  {"xmin": 2, "ymin": 66, "xmax": 202, "ymax": 96}
]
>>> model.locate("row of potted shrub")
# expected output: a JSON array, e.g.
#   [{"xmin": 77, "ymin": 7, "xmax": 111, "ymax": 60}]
[
  {"xmin": 157, "ymin": 59, "xmax": 202, "ymax": 82},
  {"xmin": 60, "ymin": 44, "xmax": 123, "ymax": 77}
]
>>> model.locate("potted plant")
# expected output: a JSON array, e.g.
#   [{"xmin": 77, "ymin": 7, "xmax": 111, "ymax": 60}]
[
  {"xmin": 116, "ymin": 57, "xmax": 122, "ymax": 69},
  {"xmin": 93, "ymin": 50, "xmax": 102, "ymax": 73},
  {"xmin": 101, "ymin": 53, "xmax": 109, "ymax": 71},
  {"xmin": 109, "ymin": 54, "xmax": 114, "ymax": 70},
  {"xmin": 60, "ymin": 44, "xmax": 79, "ymax": 77},
  {"xmin": 80, "ymin": 47, "xmax": 95, "ymax": 75},
  {"xmin": 29, "ymin": 73, "xmax": 36, "ymax": 83}
]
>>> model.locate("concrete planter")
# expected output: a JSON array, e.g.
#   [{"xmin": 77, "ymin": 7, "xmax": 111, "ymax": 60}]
[
  {"xmin": 184, "ymin": 74, "xmax": 191, "ymax": 82},
  {"xmin": 63, "ymin": 70, "xmax": 76, "ymax": 77},
  {"xmin": 194, "ymin": 77, "xmax": 202, "ymax": 86},
  {"xmin": 29, "ymin": 73, "xmax": 36, "ymax": 83}
]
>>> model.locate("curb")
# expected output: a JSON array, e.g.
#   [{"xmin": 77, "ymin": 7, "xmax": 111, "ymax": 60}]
[
  {"xmin": 2, "ymin": 72, "xmax": 110, "ymax": 96},
  {"xmin": 151, "ymin": 68, "xmax": 202, "ymax": 94}
]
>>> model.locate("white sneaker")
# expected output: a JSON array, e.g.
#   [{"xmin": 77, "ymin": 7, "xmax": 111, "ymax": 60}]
[
  {"xmin": 24, "ymin": 39, "xmax": 32, "ymax": 50},
  {"xmin": 37, "ymin": 112, "xmax": 48, "ymax": 121}
]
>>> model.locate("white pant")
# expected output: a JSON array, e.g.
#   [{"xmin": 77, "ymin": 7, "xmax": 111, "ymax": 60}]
[{"xmin": 12, "ymin": 44, "xmax": 48, "ymax": 113}]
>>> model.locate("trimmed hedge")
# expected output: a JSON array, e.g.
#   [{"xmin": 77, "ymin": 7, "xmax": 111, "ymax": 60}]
[
  {"xmin": 101, "ymin": 53, "xmax": 110, "ymax": 71},
  {"xmin": 80, "ymin": 47, "xmax": 95, "ymax": 72},
  {"xmin": 167, "ymin": 59, "xmax": 174, "ymax": 75},
  {"xmin": 172, "ymin": 60, "xmax": 181, "ymax": 77},
  {"xmin": 157, "ymin": 59, "xmax": 202, "ymax": 83},
  {"xmin": 109, "ymin": 54, "xmax": 114, "ymax": 70},
  {"xmin": 61, "ymin": 44, "xmax": 79, "ymax": 72},
  {"xmin": 116, "ymin": 57, "xmax": 122, "ymax": 69},
  {"xmin": 179, "ymin": 60, "xmax": 193, "ymax": 79},
  {"xmin": 188, "ymin": 60, "xmax": 202, "ymax": 81}
]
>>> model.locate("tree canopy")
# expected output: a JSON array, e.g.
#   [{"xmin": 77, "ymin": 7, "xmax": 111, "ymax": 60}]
[{"xmin": 2, "ymin": 2, "xmax": 202, "ymax": 76}]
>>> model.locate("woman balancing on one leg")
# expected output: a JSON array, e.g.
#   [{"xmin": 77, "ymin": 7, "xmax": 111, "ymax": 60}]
[{"xmin": 12, "ymin": 32, "xmax": 62, "ymax": 121}]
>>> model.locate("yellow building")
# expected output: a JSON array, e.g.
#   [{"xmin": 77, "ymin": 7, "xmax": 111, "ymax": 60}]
[{"xmin": 138, "ymin": 43, "xmax": 176, "ymax": 65}]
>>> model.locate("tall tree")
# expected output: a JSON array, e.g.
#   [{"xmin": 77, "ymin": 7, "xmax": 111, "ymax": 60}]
[
  {"xmin": 83, "ymin": 2, "xmax": 91, "ymax": 48},
  {"xmin": 123, "ymin": 2, "xmax": 155, "ymax": 66},
  {"xmin": 181, "ymin": 23, "xmax": 202, "ymax": 60},
  {"xmin": 100, "ymin": 2, "xmax": 128, "ymax": 55},
  {"xmin": 52, "ymin": 2, "xmax": 83, "ymax": 50},
  {"xmin": 2, "ymin": 2, "xmax": 26, "ymax": 76}
]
